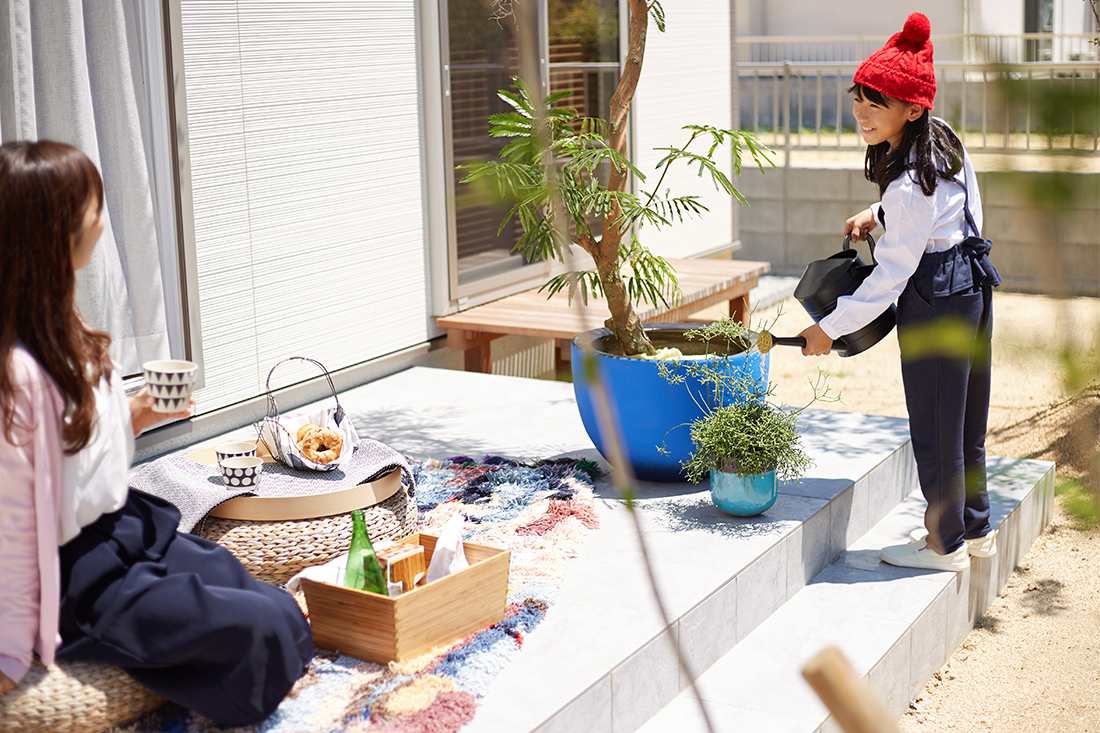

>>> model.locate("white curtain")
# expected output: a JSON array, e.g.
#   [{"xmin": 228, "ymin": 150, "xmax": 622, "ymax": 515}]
[{"xmin": 0, "ymin": 0, "xmax": 170, "ymax": 375}]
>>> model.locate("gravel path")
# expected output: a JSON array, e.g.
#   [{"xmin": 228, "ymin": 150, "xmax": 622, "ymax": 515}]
[
  {"xmin": 742, "ymin": 291, "xmax": 1100, "ymax": 732},
  {"xmin": 898, "ymin": 504, "xmax": 1100, "ymax": 732}
]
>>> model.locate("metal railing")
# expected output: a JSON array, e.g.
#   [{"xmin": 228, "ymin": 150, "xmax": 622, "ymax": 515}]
[
  {"xmin": 739, "ymin": 34, "xmax": 1100, "ymax": 64},
  {"xmin": 740, "ymin": 61, "xmax": 1100, "ymax": 165}
]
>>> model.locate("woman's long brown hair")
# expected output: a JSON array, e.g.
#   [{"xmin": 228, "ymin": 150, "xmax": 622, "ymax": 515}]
[{"xmin": 0, "ymin": 140, "xmax": 112, "ymax": 454}]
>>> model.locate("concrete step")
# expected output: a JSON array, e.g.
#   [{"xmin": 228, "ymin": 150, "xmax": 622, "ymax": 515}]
[
  {"xmin": 637, "ymin": 454, "xmax": 1054, "ymax": 733},
  {"xmin": 462, "ymin": 397, "xmax": 968, "ymax": 732}
]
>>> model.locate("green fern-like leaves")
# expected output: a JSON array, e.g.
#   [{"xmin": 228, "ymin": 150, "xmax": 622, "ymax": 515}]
[
  {"xmin": 458, "ymin": 80, "xmax": 775, "ymax": 314},
  {"xmin": 540, "ymin": 235, "xmax": 681, "ymax": 310},
  {"xmin": 648, "ymin": 1, "xmax": 666, "ymax": 32},
  {"xmin": 658, "ymin": 318, "xmax": 835, "ymax": 484},
  {"xmin": 622, "ymin": 235, "xmax": 680, "ymax": 310},
  {"xmin": 541, "ymin": 270, "xmax": 603, "ymax": 305}
]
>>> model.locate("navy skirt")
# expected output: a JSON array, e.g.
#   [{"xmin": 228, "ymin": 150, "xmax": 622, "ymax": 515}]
[{"xmin": 56, "ymin": 490, "xmax": 314, "ymax": 726}]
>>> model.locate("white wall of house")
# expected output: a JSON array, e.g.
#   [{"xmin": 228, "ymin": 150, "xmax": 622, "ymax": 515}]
[
  {"xmin": 633, "ymin": 1, "xmax": 737, "ymax": 259},
  {"xmin": 971, "ymin": 0, "xmax": 1025, "ymax": 35},
  {"xmin": 738, "ymin": 0, "xmax": 964, "ymax": 37},
  {"xmin": 738, "ymin": 0, "xmax": 1096, "ymax": 37}
]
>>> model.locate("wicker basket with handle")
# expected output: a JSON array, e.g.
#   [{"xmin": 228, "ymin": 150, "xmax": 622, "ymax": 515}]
[
  {"xmin": 254, "ymin": 357, "xmax": 359, "ymax": 471},
  {"xmin": 196, "ymin": 357, "xmax": 417, "ymax": 585}
]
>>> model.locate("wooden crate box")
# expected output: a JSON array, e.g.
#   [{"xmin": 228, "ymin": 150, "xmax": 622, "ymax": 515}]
[{"xmin": 301, "ymin": 533, "xmax": 509, "ymax": 664}]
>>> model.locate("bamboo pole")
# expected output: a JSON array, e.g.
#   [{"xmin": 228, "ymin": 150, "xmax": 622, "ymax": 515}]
[{"xmin": 802, "ymin": 647, "xmax": 899, "ymax": 733}]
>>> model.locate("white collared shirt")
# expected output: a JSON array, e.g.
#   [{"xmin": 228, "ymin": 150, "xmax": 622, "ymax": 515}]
[
  {"xmin": 818, "ymin": 144, "xmax": 983, "ymax": 340},
  {"xmin": 58, "ymin": 366, "xmax": 133, "ymax": 544}
]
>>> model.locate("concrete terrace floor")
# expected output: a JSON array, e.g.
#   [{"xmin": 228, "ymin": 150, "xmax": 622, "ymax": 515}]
[{"xmin": 167, "ymin": 359, "xmax": 1053, "ymax": 733}]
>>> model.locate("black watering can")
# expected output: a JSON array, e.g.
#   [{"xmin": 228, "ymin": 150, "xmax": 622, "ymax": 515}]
[{"xmin": 792, "ymin": 233, "xmax": 896, "ymax": 358}]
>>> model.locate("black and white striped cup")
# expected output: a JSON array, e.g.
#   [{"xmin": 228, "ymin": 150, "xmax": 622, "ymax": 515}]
[
  {"xmin": 215, "ymin": 441, "xmax": 258, "ymax": 464},
  {"xmin": 142, "ymin": 360, "xmax": 198, "ymax": 413}
]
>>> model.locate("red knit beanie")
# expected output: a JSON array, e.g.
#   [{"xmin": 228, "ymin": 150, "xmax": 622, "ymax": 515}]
[{"xmin": 853, "ymin": 13, "xmax": 936, "ymax": 109}]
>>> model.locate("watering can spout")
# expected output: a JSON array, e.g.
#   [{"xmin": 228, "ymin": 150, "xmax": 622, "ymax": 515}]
[{"xmin": 751, "ymin": 330, "xmax": 844, "ymax": 355}]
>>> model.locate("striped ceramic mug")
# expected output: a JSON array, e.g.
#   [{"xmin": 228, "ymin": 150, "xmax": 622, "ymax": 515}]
[{"xmin": 142, "ymin": 360, "xmax": 198, "ymax": 413}]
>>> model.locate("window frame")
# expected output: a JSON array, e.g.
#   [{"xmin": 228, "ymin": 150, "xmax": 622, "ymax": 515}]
[
  {"xmin": 127, "ymin": 0, "xmax": 205, "ymax": 390},
  {"xmin": 431, "ymin": 0, "xmax": 631, "ymax": 315}
]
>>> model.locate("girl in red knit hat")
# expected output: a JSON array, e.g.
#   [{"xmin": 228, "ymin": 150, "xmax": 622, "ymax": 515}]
[{"xmin": 798, "ymin": 13, "xmax": 1003, "ymax": 571}]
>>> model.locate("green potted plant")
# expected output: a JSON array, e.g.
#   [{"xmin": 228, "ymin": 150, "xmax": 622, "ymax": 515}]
[
  {"xmin": 460, "ymin": 1, "xmax": 773, "ymax": 481},
  {"xmin": 659, "ymin": 318, "xmax": 835, "ymax": 514},
  {"xmin": 460, "ymin": 69, "xmax": 771, "ymax": 357}
]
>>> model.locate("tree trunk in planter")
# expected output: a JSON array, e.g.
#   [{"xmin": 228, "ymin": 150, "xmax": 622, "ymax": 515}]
[
  {"xmin": 581, "ymin": 0, "xmax": 653, "ymax": 356},
  {"xmin": 593, "ymin": 255, "xmax": 650, "ymax": 356}
]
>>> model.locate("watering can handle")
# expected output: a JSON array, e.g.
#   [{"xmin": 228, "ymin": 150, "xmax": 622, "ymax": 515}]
[
  {"xmin": 768, "ymin": 336, "xmax": 846, "ymax": 353},
  {"xmin": 842, "ymin": 232, "xmax": 877, "ymax": 265}
]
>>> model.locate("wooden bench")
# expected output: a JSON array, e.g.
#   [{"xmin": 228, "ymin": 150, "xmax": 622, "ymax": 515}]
[{"xmin": 436, "ymin": 258, "xmax": 770, "ymax": 372}]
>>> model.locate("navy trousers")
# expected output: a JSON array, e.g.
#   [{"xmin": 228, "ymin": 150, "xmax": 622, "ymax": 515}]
[
  {"xmin": 56, "ymin": 490, "xmax": 314, "ymax": 726},
  {"xmin": 896, "ymin": 243, "xmax": 996, "ymax": 555}
]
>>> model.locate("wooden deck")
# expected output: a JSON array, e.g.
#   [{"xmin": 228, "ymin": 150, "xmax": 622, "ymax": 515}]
[{"xmin": 436, "ymin": 258, "xmax": 770, "ymax": 372}]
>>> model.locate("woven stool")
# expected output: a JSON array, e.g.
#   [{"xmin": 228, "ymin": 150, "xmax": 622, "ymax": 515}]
[
  {"xmin": 200, "ymin": 482, "xmax": 418, "ymax": 585},
  {"xmin": 0, "ymin": 658, "xmax": 163, "ymax": 733}
]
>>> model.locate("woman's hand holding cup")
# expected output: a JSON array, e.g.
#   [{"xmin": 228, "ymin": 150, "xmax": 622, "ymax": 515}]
[
  {"xmin": 133, "ymin": 360, "xmax": 198, "ymax": 435},
  {"xmin": 130, "ymin": 387, "xmax": 195, "ymax": 436}
]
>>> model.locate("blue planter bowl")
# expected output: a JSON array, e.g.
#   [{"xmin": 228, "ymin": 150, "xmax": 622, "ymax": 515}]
[
  {"xmin": 710, "ymin": 468, "xmax": 778, "ymax": 516},
  {"xmin": 571, "ymin": 323, "xmax": 769, "ymax": 483}
]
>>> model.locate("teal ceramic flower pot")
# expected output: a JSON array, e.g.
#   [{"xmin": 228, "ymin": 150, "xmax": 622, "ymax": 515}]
[{"xmin": 709, "ymin": 468, "xmax": 778, "ymax": 516}]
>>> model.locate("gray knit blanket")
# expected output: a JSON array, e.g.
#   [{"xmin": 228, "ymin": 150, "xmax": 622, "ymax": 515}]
[{"xmin": 129, "ymin": 439, "xmax": 416, "ymax": 533}]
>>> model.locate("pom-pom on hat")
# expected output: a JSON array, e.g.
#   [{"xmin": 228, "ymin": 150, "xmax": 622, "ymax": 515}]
[{"xmin": 854, "ymin": 13, "xmax": 936, "ymax": 109}]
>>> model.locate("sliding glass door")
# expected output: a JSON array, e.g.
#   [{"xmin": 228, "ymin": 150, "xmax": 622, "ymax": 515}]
[{"xmin": 441, "ymin": 0, "xmax": 623, "ymax": 302}]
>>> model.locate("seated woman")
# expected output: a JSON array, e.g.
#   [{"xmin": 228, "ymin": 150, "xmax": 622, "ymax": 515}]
[{"xmin": 0, "ymin": 140, "xmax": 313, "ymax": 726}]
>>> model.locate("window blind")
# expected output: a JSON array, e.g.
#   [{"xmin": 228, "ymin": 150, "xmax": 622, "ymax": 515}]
[{"xmin": 179, "ymin": 0, "xmax": 427, "ymax": 413}]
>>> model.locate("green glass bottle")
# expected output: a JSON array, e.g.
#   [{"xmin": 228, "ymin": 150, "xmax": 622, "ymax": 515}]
[{"xmin": 344, "ymin": 509, "xmax": 388, "ymax": 594}]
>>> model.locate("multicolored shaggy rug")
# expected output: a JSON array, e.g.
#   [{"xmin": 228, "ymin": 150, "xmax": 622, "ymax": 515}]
[{"xmin": 122, "ymin": 456, "xmax": 601, "ymax": 733}]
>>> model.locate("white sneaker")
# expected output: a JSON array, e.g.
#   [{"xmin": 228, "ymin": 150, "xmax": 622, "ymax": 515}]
[
  {"xmin": 908, "ymin": 528, "xmax": 998, "ymax": 557},
  {"xmin": 880, "ymin": 537, "xmax": 970, "ymax": 571}
]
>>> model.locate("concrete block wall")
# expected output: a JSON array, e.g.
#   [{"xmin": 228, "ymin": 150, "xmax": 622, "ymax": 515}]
[
  {"xmin": 734, "ymin": 166, "xmax": 1100, "ymax": 297},
  {"xmin": 980, "ymin": 171, "xmax": 1100, "ymax": 296}
]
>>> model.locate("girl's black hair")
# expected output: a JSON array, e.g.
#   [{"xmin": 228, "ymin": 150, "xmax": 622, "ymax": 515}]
[{"xmin": 851, "ymin": 83, "xmax": 964, "ymax": 197}]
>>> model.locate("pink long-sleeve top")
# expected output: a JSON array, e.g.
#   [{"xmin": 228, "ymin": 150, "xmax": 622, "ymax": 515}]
[{"xmin": 0, "ymin": 345, "xmax": 131, "ymax": 684}]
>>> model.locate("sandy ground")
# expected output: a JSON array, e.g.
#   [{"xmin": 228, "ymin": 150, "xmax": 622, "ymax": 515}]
[{"xmin": 740, "ymin": 292, "xmax": 1100, "ymax": 732}]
